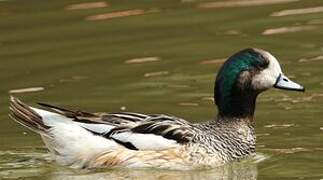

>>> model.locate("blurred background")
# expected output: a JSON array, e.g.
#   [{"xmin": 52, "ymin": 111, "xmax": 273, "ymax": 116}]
[{"xmin": 0, "ymin": 0, "xmax": 323, "ymax": 179}]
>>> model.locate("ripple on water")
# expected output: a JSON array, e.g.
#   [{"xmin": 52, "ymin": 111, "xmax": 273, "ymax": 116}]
[
  {"xmin": 86, "ymin": 9, "xmax": 160, "ymax": 21},
  {"xmin": 9, "ymin": 87, "xmax": 45, "ymax": 94},
  {"xmin": 0, "ymin": 150, "xmax": 51, "ymax": 169},
  {"xmin": 198, "ymin": 0, "xmax": 299, "ymax": 9},
  {"xmin": 64, "ymin": 1, "xmax": 108, "ymax": 11},
  {"xmin": 0, "ymin": 150, "xmax": 52, "ymax": 179},
  {"xmin": 264, "ymin": 124, "xmax": 295, "ymax": 128},
  {"xmin": 271, "ymin": 6, "xmax": 323, "ymax": 16},
  {"xmin": 263, "ymin": 147, "xmax": 310, "ymax": 154},
  {"xmin": 125, "ymin": 56, "xmax": 161, "ymax": 64},
  {"xmin": 262, "ymin": 26, "xmax": 316, "ymax": 35},
  {"xmin": 144, "ymin": 71, "xmax": 169, "ymax": 78},
  {"xmin": 46, "ymin": 161, "xmax": 260, "ymax": 180},
  {"xmin": 177, "ymin": 102, "xmax": 199, "ymax": 106},
  {"xmin": 59, "ymin": 76, "xmax": 89, "ymax": 83},
  {"xmin": 0, "ymin": 150, "xmax": 267, "ymax": 180},
  {"xmin": 263, "ymin": 93, "xmax": 323, "ymax": 104},
  {"xmin": 200, "ymin": 58, "xmax": 226, "ymax": 65},
  {"xmin": 308, "ymin": 19, "xmax": 323, "ymax": 25},
  {"xmin": 298, "ymin": 55, "xmax": 323, "ymax": 63}
]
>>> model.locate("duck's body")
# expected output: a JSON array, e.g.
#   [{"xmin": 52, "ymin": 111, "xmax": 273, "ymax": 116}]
[
  {"xmin": 9, "ymin": 48, "xmax": 304, "ymax": 170},
  {"xmin": 10, "ymin": 99, "xmax": 255, "ymax": 169}
]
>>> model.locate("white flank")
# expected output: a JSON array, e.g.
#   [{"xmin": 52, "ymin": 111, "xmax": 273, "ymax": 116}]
[
  {"xmin": 76, "ymin": 123, "xmax": 115, "ymax": 134},
  {"xmin": 47, "ymin": 123, "xmax": 119, "ymax": 168},
  {"xmin": 112, "ymin": 132, "xmax": 178, "ymax": 150},
  {"xmin": 30, "ymin": 107, "xmax": 119, "ymax": 168}
]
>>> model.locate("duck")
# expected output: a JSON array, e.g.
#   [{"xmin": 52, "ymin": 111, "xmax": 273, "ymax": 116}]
[{"xmin": 9, "ymin": 48, "xmax": 305, "ymax": 170}]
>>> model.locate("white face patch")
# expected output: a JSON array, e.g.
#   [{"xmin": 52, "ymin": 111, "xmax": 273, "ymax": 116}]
[{"xmin": 251, "ymin": 49, "xmax": 282, "ymax": 91}]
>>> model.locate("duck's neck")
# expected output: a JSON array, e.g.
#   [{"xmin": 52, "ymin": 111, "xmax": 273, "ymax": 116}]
[{"xmin": 215, "ymin": 89, "xmax": 259, "ymax": 123}]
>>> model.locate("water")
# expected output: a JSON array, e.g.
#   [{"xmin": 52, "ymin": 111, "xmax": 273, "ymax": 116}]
[{"xmin": 1, "ymin": 0, "xmax": 323, "ymax": 179}]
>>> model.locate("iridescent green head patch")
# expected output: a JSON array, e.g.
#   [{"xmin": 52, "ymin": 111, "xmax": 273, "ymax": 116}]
[{"xmin": 214, "ymin": 48, "xmax": 269, "ymax": 115}]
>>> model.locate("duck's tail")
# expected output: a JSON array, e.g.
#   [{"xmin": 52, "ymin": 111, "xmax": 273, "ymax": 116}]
[
  {"xmin": 8, "ymin": 96, "xmax": 119, "ymax": 168},
  {"xmin": 9, "ymin": 96, "xmax": 79, "ymax": 132},
  {"xmin": 9, "ymin": 96, "xmax": 49, "ymax": 134}
]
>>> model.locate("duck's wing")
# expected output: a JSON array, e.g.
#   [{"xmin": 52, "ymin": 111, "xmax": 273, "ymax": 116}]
[
  {"xmin": 38, "ymin": 102, "xmax": 151, "ymax": 126},
  {"xmin": 102, "ymin": 115, "xmax": 195, "ymax": 150},
  {"xmin": 37, "ymin": 102, "xmax": 195, "ymax": 151}
]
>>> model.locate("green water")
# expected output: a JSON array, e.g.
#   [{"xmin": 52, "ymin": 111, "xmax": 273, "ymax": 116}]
[{"xmin": 1, "ymin": 0, "xmax": 323, "ymax": 179}]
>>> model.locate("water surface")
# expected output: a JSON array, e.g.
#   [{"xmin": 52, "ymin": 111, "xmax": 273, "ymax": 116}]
[{"xmin": 1, "ymin": 0, "xmax": 323, "ymax": 179}]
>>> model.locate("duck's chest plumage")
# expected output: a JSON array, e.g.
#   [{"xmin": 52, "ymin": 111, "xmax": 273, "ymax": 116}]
[{"xmin": 181, "ymin": 121, "xmax": 256, "ymax": 166}]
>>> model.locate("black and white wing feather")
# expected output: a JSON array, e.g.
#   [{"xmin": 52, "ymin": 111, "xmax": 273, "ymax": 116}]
[
  {"xmin": 105, "ymin": 115, "xmax": 195, "ymax": 150},
  {"xmin": 37, "ymin": 103, "xmax": 196, "ymax": 151}
]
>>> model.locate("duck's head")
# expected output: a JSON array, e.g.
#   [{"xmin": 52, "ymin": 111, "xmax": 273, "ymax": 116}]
[{"xmin": 214, "ymin": 48, "xmax": 304, "ymax": 119}]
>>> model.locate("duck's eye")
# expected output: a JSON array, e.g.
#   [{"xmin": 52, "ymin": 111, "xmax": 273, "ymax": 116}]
[
  {"xmin": 283, "ymin": 78, "xmax": 288, "ymax": 82},
  {"xmin": 256, "ymin": 59, "xmax": 269, "ymax": 70}
]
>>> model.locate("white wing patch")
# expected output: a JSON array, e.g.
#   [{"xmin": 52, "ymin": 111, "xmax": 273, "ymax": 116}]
[
  {"xmin": 30, "ymin": 107, "xmax": 73, "ymax": 125},
  {"xmin": 46, "ymin": 123, "xmax": 119, "ymax": 168},
  {"xmin": 111, "ymin": 132, "xmax": 178, "ymax": 150},
  {"xmin": 76, "ymin": 123, "xmax": 115, "ymax": 134}
]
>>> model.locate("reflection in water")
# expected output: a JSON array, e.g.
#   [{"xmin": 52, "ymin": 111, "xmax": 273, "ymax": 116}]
[
  {"xmin": 258, "ymin": 93, "xmax": 323, "ymax": 104},
  {"xmin": 144, "ymin": 71, "xmax": 169, "ymax": 78},
  {"xmin": 264, "ymin": 124, "xmax": 294, "ymax": 128},
  {"xmin": 86, "ymin": 9, "xmax": 160, "ymax": 21},
  {"xmin": 197, "ymin": 0, "xmax": 298, "ymax": 9},
  {"xmin": 48, "ymin": 162, "xmax": 258, "ymax": 180},
  {"xmin": 298, "ymin": 55, "xmax": 323, "ymax": 63},
  {"xmin": 64, "ymin": 2, "xmax": 108, "ymax": 11},
  {"xmin": 262, "ymin": 26, "xmax": 316, "ymax": 35},
  {"xmin": 9, "ymin": 87, "xmax": 45, "ymax": 94},
  {"xmin": 200, "ymin": 59, "xmax": 226, "ymax": 65},
  {"xmin": 125, "ymin": 57, "xmax": 161, "ymax": 64},
  {"xmin": 0, "ymin": 150, "xmax": 51, "ymax": 169},
  {"xmin": 271, "ymin": 6, "xmax": 323, "ymax": 16},
  {"xmin": 263, "ymin": 147, "xmax": 309, "ymax": 154},
  {"xmin": 0, "ymin": 150, "xmax": 265, "ymax": 180}
]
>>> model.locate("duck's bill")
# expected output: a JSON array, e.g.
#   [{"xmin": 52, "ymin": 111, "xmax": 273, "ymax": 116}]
[{"xmin": 274, "ymin": 74, "xmax": 305, "ymax": 92}]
